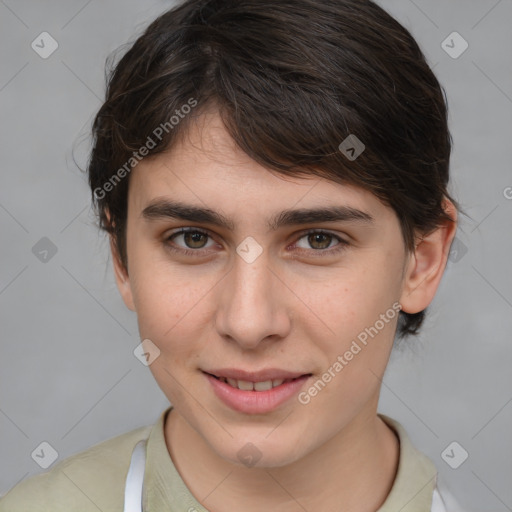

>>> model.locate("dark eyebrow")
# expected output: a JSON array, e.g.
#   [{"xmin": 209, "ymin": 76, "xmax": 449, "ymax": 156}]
[{"xmin": 141, "ymin": 199, "xmax": 374, "ymax": 231}]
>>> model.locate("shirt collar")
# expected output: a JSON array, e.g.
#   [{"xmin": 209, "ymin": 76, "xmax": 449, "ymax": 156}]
[
  {"xmin": 376, "ymin": 414, "xmax": 437, "ymax": 511},
  {"xmin": 142, "ymin": 407, "xmax": 436, "ymax": 511},
  {"xmin": 143, "ymin": 407, "xmax": 209, "ymax": 511}
]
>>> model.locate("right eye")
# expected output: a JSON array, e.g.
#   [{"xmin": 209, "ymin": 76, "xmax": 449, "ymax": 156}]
[{"xmin": 165, "ymin": 228, "xmax": 217, "ymax": 256}]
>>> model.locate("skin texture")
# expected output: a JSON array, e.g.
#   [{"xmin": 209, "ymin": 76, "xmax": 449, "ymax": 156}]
[{"xmin": 112, "ymin": 110, "xmax": 457, "ymax": 512}]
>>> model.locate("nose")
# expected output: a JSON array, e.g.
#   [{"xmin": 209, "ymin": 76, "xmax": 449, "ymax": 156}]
[{"xmin": 214, "ymin": 250, "xmax": 292, "ymax": 350}]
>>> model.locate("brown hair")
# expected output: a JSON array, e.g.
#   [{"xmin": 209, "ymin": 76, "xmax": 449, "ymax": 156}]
[{"xmin": 87, "ymin": 0, "xmax": 458, "ymax": 338}]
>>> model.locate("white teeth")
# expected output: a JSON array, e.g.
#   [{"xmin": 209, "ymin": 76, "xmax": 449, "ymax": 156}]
[
  {"xmin": 219, "ymin": 377, "xmax": 290, "ymax": 391},
  {"xmin": 227, "ymin": 378, "xmax": 238, "ymax": 388},
  {"xmin": 254, "ymin": 380, "xmax": 273, "ymax": 391},
  {"xmin": 237, "ymin": 380, "xmax": 254, "ymax": 391}
]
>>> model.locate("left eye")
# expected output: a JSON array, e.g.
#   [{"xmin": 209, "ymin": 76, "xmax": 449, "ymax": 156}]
[
  {"xmin": 295, "ymin": 231, "xmax": 344, "ymax": 251},
  {"xmin": 168, "ymin": 228, "xmax": 214, "ymax": 250}
]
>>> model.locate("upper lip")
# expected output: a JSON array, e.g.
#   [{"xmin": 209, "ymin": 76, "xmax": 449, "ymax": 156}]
[{"xmin": 203, "ymin": 368, "xmax": 311, "ymax": 382}]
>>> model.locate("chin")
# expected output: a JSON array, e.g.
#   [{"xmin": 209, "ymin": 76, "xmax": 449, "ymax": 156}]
[{"xmin": 211, "ymin": 434, "xmax": 308, "ymax": 469}]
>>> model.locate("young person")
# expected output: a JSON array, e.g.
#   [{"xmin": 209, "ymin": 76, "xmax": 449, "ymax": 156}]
[{"xmin": 0, "ymin": 0, "xmax": 464, "ymax": 510}]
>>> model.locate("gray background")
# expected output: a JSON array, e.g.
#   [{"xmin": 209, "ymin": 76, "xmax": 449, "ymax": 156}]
[{"xmin": 1, "ymin": 0, "xmax": 511, "ymax": 510}]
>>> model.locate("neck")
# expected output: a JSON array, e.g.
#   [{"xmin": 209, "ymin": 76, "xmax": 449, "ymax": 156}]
[{"xmin": 164, "ymin": 406, "xmax": 399, "ymax": 512}]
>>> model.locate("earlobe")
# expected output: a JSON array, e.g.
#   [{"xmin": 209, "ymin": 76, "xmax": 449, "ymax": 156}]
[
  {"xmin": 399, "ymin": 199, "xmax": 458, "ymax": 314},
  {"xmin": 110, "ymin": 236, "xmax": 136, "ymax": 312}
]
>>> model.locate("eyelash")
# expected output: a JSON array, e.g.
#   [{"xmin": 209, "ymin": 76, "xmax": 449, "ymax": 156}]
[{"xmin": 164, "ymin": 227, "xmax": 349, "ymax": 258}]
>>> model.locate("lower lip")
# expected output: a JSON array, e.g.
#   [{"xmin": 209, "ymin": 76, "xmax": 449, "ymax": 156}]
[{"xmin": 204, "ymin": 372, "xmax": 311, "ymax": 414}]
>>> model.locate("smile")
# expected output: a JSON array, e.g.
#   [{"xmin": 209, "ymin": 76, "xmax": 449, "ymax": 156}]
[{"xmin": 203, "ymin": 370, "xmax": 312, "ymax": 414}]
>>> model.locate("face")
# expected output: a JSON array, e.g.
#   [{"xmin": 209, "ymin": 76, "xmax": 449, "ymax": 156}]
[{"xmin": 113, "ymin": 111, "xmax": 427, "ymax": 468}]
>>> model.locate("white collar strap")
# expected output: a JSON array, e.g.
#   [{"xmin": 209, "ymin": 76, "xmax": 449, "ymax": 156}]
[{"xmin": 123, "ymin": 439, "xmax": 147, "ymax": 512}]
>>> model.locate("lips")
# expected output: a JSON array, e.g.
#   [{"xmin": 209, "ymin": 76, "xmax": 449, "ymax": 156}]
[
  {"xmin": 204, "ymin": 370, "xmax": 313, "ymax": 414},
  {"xmin": 203, "ymin": 368, "xmax": 312, "ymax": 394}
]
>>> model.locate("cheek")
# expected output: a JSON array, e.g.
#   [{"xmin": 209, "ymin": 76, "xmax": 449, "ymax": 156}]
[
  {"xmin": 295, "ymin": 273, "xmax": 400, "ymax": 419},
  {"xmin": 129, "ymin": 260, "xmax": 213, "ymax": 356},
  {"xmin": 292, "ymin": 257, "xmax": 402, "ymax": 380},
  {"xmin": 131, "ymin": 269, "xmax": 210, "ymax": 403},
  {"xmin": 300, "ymin": 264, "xmax": 400, "ymax": 332}
]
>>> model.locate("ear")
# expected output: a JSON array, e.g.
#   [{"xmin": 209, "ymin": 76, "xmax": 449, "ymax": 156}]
[
  {"xmin": 110, "ymin": 235, "xmax": 136, "ymax": 312},
  {"xmin": 399, "ymin": 199, "xmax": 458, "ymax": 314}
]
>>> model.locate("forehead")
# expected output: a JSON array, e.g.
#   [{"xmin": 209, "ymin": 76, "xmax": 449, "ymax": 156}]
[{"xmin": 128, "ymin": 110, "xmax": 394, "ymax": 226}]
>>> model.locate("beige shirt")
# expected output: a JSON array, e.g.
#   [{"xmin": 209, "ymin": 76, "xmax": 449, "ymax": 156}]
[{"xmin": 0, "ymin": 407, "xmax": 439, "ymax": 511}]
